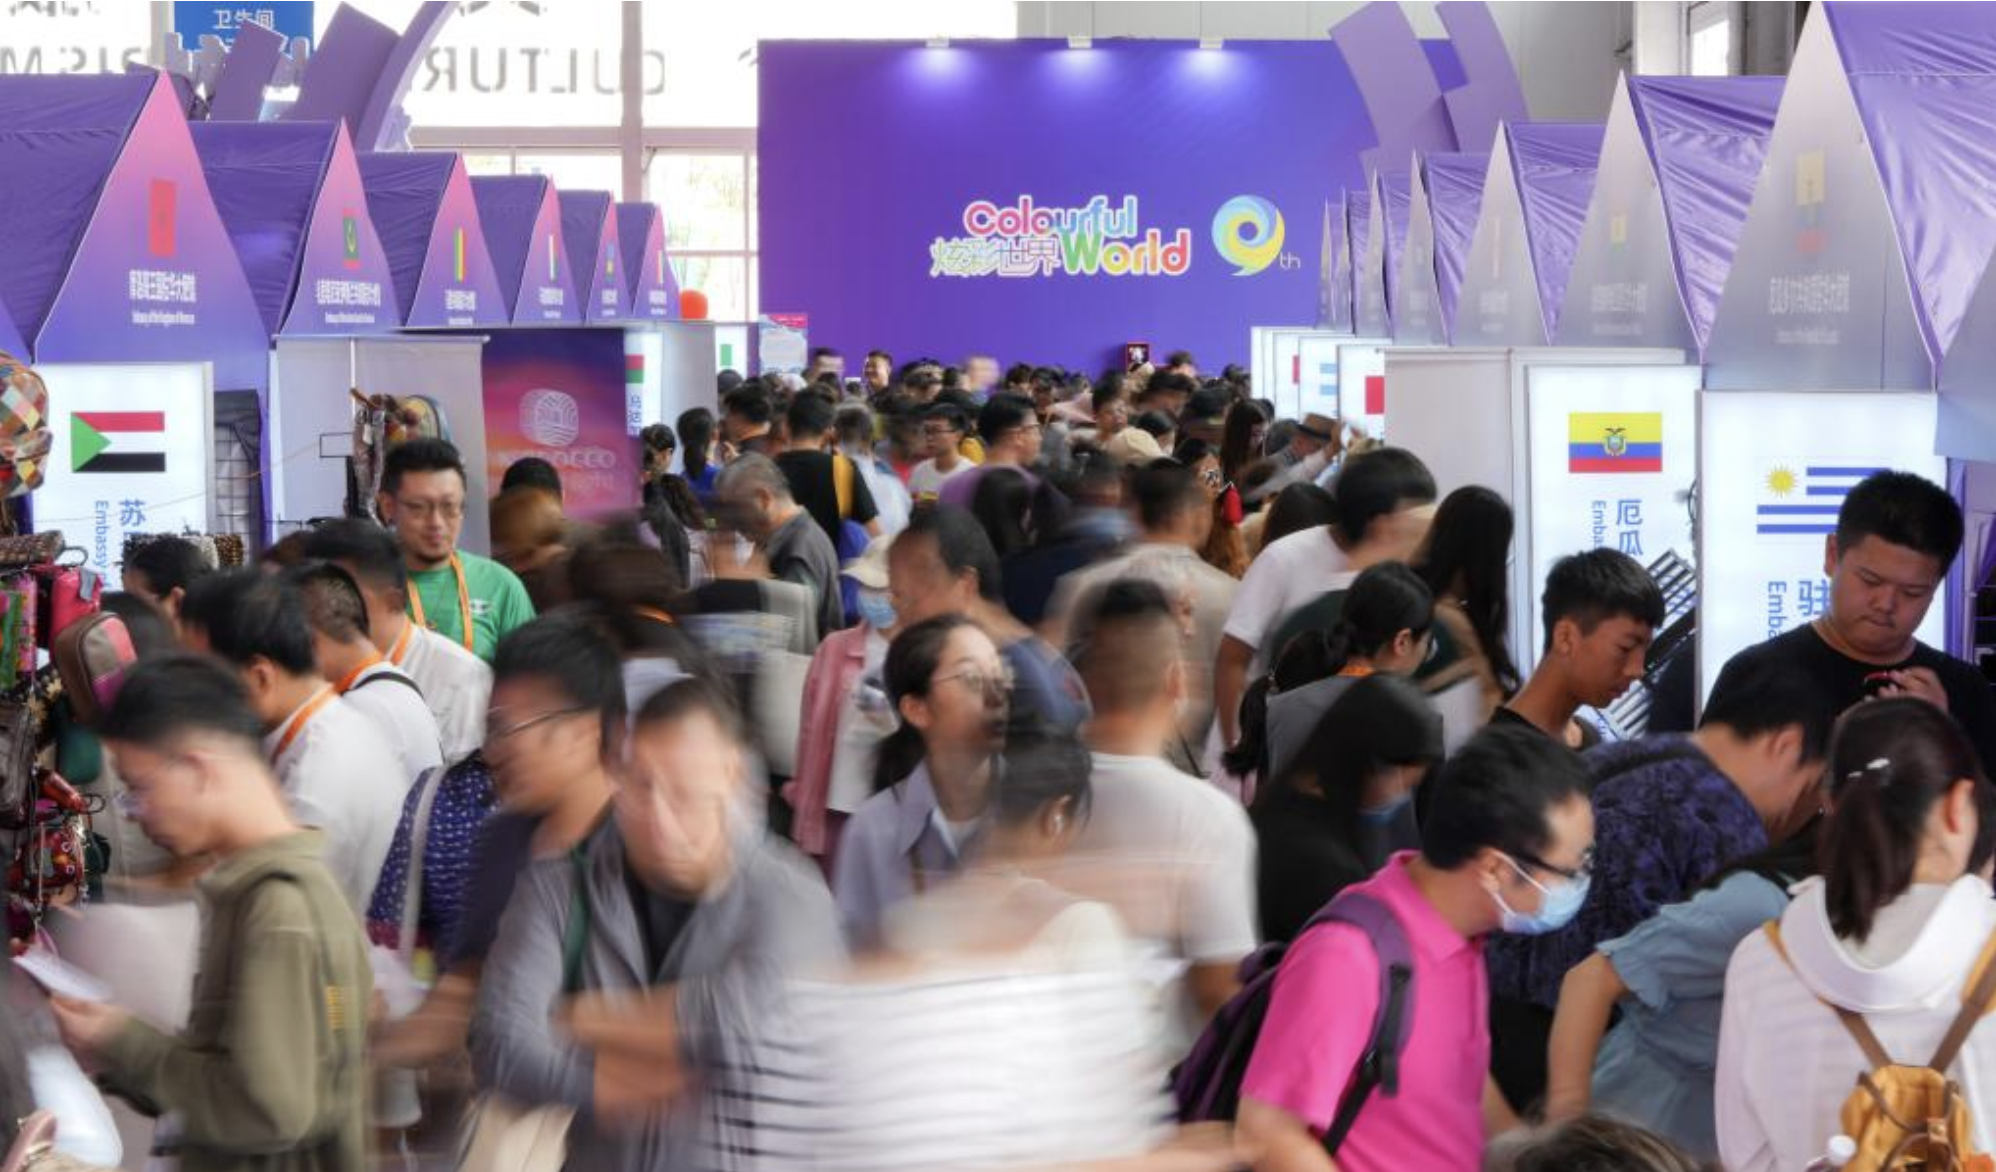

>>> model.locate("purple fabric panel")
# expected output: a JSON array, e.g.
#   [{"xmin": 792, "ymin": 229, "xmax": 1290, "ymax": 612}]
[
  {"xmin": 1630, "ymin": 76, "xmax": 1781, "ymax": 353},
  {"xmin": 1827, "ymin": 1, "xmax": 1996, "ymax": 365},
  {"xmin": 618, "ymin": 202, "xmax": 676, "ymax": 320},
  {"xmin": 208, "ymin": 17, "xmax": 285, "ymax": 121},
  {"xmin": 0, "ymin": 74, "xmax": 151, "ymax": 345},
  {"xmin": 0, "ymin": 298, "xmax": 25, "ymax": 357},
  {"xmin": 1381, "ymin": 170, "xmax": 1413, "ymax": 315},
  {"xmin": 359, "ymin": 150, "xmax": 452, "ymax": 323},
  {"xmin": 357, "ymin": 2, "xmax": 453, "ymax": 152},
  {"xmin": 286, "ymin": 3, "xmax": 398, "ymax": 129},
  {"xmin": 1331, "ymin": 3, "xmax": 1458, "ymax": 163},
  {"xmin": 191, "ymin": 121, "xmax": 333, "ymax": 334},
  {"xmin": 1426, "ymin": 151, "xmax": 1488, "ymax": 331},
  {"xmin": 471, "ymin": 174, "xmax": 546, "ymax": 311},
  {"xmin": 1510, "ymin": 122, "xmax": 1605, "ymax": 339},
  {"xmin": 1348, "ymin": 186, "xmax": 1373, "ymax": 321},
  {"xmin": 558, "ymin": 190, "xmax": 611, "ymax": 313},
  {"xmin": 1436, "ymin": 2, "xmax": 1530, "ymax": 146},
  {"xmin": 1422, "ymin": 40, "xmax": 1466, "ymax": 91}
]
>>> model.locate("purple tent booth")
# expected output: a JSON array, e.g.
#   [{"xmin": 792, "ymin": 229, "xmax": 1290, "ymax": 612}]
[
  {"xmin": 359, "ymin": 151, "xmax": 509, "ymax": 330},
  {"xmin": 1378, "ymin": 170, "xmax": 1415, "ymax": 326},
  {"xmin": 1711, "ymin": 1, "xmax": 1996, "ymax": 395},
  {"xmin": 192, "ymin": 120, "xmax": 401, "ymax": 337},
  {"xmin": 0, "ymin": 296, "xmax": 25, "ymax": 360},
  {"xmin": 0, "ymin": 72, "xmax": 267, "ymax": 389},
  {"xmin": 1318, "ymin": 195, "xmax": 1352, "ymax": 333},
  {"xmin": 1349, "ymin": 186, "xmax": 1387, "ymax": 338},
  {"xmin": 617, "ymin": 202, "xmax": 680, "ymax": 323},
  {"xmin": 1558, "ymin": 75, "xmax": 1781, "ymax": 358},
  {"xmin": 560, "ymin": 191, "xmax": 630, "ymax": 324},
  {"xmin": 1393, "ymin": 150, "xmax": 1488, "ymax": 345},
  {"xmin": 1454, "ymin": 122, "xmax": 1606, "ymax": 346},
  {"xmin": 472, "ymin": 175, "xmax": 582, "ymax": 326}
]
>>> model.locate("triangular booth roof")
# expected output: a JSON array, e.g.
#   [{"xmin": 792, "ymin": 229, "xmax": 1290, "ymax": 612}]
[
  {"xmin": 1378, "ymin": 170, "xmax": 1414, "ymax": 324},
  {"xmin": 0, "ymin": 299, "xmax": 23, "ymax": 358},
  {"xmin": 1454, "ymin": 121, "xmax": 1604, "ymax": 345},
  {"xmin": 616, "ymin": 201, "xmax": 679, "ymax": 322},
  {"xmin": 1710, "ymin": 1, "xmax": 1996, "ymax": 392},
  {"xmin": 1349, "ymin": 186, "xmax": 1385, "ymax": 337},
  {"xmin": 358, "ymin": 151, "xmax": 509, "ymax": 329},
  {"xmin": 472, "ymin": 175, "xmax": 582, "ymax": 326},
  {"xmin": 1558, "ymin": 74, "xmax": 1779, "ymax": 357},
  {"xmin": 559, "ymin": 190, "xmax": 627, "ymax": 323},
  {"xmin": 0, "ymin": 72, "xmax": 267, "ymax": 386},
  {"xmin": 1394, "ymin": 150, "xmax": 1486, "ymax": 345},
  {"xmin": 1318, "ymin": 195, "xmax": 1351, "ymax": 332},
  {"xmin": 193, "ymin": 120, "xmax": 400, "ymax": 336}
]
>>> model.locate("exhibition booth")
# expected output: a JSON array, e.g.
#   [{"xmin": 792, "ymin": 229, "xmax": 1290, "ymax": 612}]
[{"xmin": 1454, "ymin": 121, "xmax": 1606, "ymax": 347}]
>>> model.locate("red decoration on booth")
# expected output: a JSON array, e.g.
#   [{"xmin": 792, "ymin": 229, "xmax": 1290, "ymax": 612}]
[{"xmin": 680, "ymin": 288, "xmax": 709, "ymax": 320}]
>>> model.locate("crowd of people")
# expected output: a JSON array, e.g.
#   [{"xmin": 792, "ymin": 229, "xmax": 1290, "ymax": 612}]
[{"xmin": 7, "ymin": 345, "xmax": 1996, "ymax": 1172}]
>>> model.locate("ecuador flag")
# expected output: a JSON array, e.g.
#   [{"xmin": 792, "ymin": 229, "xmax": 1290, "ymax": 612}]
[{"xmin": 1568, "ymin": 412, "xmax": 1662, "ymax": 474}]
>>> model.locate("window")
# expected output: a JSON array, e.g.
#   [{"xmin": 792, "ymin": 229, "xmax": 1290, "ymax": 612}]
[
  {"xmin": 649, "ymin": 150, "xmax": 755, "ymax": 319},
  {"xmin": 1688, "ymin": 2, "xmax": 1736, "ymax": 76}
]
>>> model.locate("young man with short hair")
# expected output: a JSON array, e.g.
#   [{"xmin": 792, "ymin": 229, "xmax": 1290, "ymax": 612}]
[
  {"xmin": 1238, "ymin": 725, "xmax": 1589, "ymax": 1172},
  {"xmin": 936, "ymin": 394, "xmax": 1045, "ymax": 510},
  {"xmin": 285, "ymin": 560, "xmax": 444, "ymax": 783},
  {"xmin": 715, "ymin": 452, "xmax": 844, "ymax": 640},
  {"xmin": 1071, "ymin": 581, "xmax": 1256, "ymax": 1049},
  {"xmin": 181, "ymin": 570, "xmax": 409, "ymax": 912},
  {"xmin": 49, "ymin": 655, "xmax": 372, "ymax": 1172},
  {"xmin": 300, "ymin": 518, "xmax": 491, "ymax": 764},
  {"xmin": 121, "ymin": 535, "xmax": 212, "ymax": 634},
  {"xmin": 1707, "ymin": 468, "xmax": 1996, "ymax": 771},
  {"xmin": 775, "ymin": 391, "xmax": 881, "ymax": 545},
  {"xmin": 722, "ymin": 385, "xmax": 777, "ymax": 456},
  {"xmin": 1496, "ymin": 548, "xmax": 1665, "ymax": 750},
  {"xmin": 861, "ymin": 349, "xmax": 894, "ymax": 396},
  {"xmin": 909, "ymin": 402, "xmax": 975, "ymax": 504},
  {"xmin": 375, "ymin": 439, "xmax": 536, "ymax": 663}
]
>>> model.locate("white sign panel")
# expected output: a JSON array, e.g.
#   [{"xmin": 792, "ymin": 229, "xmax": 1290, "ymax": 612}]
[
  {"xmin": 36, "ymin": 362, "xmax": 213, "ymax": 577},
  {"xmin": 1297, "ymin": 334, "xmax": 1343, "ymax": 420},
  {"xmin": 1338, "ymin": 340, "xmax": 1390, "ymax": 441},
  {"xmin": 1697, "ymin": 390, "xmax": 1946, "ymax": 702},
  {"xmin": 1525, "ymin": 365, "xmax": 1700, "ymax": 658}
]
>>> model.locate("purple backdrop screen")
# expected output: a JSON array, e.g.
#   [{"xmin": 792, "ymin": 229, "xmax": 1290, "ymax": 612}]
[{"xmin": 759, "ymin": 41, "xmax": 1374, "ymax": 372}]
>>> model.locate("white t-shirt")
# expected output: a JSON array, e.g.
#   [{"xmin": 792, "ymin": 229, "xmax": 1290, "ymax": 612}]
[
  {"xmin": 263, "ymin": 690, "xmax": 411, "ymax": 913},
  {"xmin": 392, "ymin": 623, "xmax": 492, "ymax": 764},
  {"xmin": 1069, "ymin": 751, "xmax": 1259, "ymax": 1052},
  {"xmin": 908, "ymin": 457, "xmax": 972, "ymax": 503},
  {"xmin": 827, "ymin": 629, "xmax": 894, "ymax": 816},
  {"xmin": 341, "ymin": 660, "xmax": 444, "ymax": 785},
  {"xmin": 1221, "ymin": 526, "xmax": 1352, "ymax": 668},
  {"xmin": 1717, "ymin": 875, "xmax": 1996, "ymax": 1172}
]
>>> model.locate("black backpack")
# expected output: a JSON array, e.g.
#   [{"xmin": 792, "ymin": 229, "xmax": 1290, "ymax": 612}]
[{"xmin": 1171, "ymin": 887, "xmax": 1415, "ymax": 1153}]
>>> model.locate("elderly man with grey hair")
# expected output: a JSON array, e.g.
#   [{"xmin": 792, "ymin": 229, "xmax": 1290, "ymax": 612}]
[{"xmin": 715, "ymin": 453, "xmax": 844, "ymax": 640}]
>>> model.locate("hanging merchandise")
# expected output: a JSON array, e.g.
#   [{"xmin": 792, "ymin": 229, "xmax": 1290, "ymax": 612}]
[
  {"xmin": 348, "ymin": 390, "xmax": 453, "ymax": 520},
  {"xmin": 0, "ymin": 354, "xmax": 51, "ymax": 503}
]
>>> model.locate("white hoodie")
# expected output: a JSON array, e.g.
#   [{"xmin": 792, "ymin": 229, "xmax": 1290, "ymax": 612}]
[{"xmin": 1716, "ymin": 874, "xmax": 1996, "ymax": 1172}]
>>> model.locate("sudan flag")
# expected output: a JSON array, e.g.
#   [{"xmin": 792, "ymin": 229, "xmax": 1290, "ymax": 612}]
[{"xmin": 72, "ymin": 412, "xmax": 166, "ymax": 474}]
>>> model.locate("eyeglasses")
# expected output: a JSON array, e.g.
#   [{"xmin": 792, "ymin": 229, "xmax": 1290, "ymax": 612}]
[
  {"xmin": 1510, "ymin": 845, "xmax": 1595, "ymax": 884},
  {"xmin": 933, "ymin": 666, "xmax": 1013, "ymax": 697},
  {"xmin": 488, "ymin": 706, "xmax": 589, "ymax": 744},
  {"xmin": 394, "ymin": 498, "xmax": 465, "ymax": 521},
  {"xmin": 1199, "ymin": 468, "xmax": 1224, "ymax": 486}
]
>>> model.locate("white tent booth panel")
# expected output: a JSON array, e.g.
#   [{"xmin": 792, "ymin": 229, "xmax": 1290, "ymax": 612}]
[
  {"xmin": 34, "ymin": 362, "xmax": 214, "ymax": 578},
  {"xmin": 269, "ymin": 336, "xmax": 491, "ymax": 553},
  {"xmin": 1696, "ymin": 390, "xmax": 1946, "ymax": 703},
  {"xmin": 1385, "ymin": 345, "xmax": 1686, "ymax": 691},
  {"xmin": 1337, "ymin": 338, "xmax": 1435, "ymax": 443},
  {"xmin": 1255, "ymin": 328, "xmax": 1351, "ymax": 423},
  {"xmin": 626, "ymin": 320, "xmax": 719, "ymax": 441}
]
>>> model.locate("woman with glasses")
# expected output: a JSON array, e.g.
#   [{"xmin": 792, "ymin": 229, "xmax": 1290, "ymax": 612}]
[
  {"xmin": 832, "ymin": 613, "xmax": 1010, "ymax": 948},
  {"xmin": 1175, "ymin": 438, "xmax": 1248, "ymax": 578},
  {"xmin": 1717, "ymin": 700, "xmax": 1996, "ymax": 1172}
]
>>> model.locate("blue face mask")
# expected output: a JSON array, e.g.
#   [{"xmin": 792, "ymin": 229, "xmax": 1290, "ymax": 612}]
[
  {"xmin": 856, "ymin": 589, "xmax": 897, "ymax": 632},
  {"xmin": 1358, "ymin": 792, "xmax": 1413, "ymax": 826},
  {"xmin": 1492, "ymin": 855, "xmax": 1590, "ymax": 936}
]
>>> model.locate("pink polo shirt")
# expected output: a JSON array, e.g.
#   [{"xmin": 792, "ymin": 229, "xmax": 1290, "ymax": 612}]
[{"xmin": 1241, "ymin": 851, "xmax": 1489, "ymax": 1172}]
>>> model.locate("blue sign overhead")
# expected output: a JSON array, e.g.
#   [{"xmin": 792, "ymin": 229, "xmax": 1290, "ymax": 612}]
[{"xmin": 172, "ymin": 3, "xmax": 314, "ymax": 48}]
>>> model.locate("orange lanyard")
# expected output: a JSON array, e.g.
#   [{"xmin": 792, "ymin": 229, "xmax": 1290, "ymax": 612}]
[
  {"xmin": 387, "ymin": 620, "xmax": 415, "ymax": 667},
  {"xmin": 407, "ymin": 552, "xmax": 475, "ymax": 654},
  {"xmin": 631, "ymin": 605, "xmax": 675, "ymax": 626},
  {"xmin": 271, "ymin": 688, "xmax": 335, "ymax": 763},
  {"xmin": 333, "ymin": 651, "xmax": 385, "ymax": 695},
  {"xmin": 1338, "ymin": 665, "xmax": 1377, "ymax": 679}
]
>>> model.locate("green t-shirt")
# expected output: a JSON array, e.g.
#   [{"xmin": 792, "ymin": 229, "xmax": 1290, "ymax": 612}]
[{"xmin": 406, "ymin": 550, "xmax": 536, "ymax": 662}]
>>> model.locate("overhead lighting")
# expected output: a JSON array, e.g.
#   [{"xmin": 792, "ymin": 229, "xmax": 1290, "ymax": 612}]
[
  {"xmin": 1199, "ymin": 36, "xmax": 1224, "ymax": 50},
  {"xmin": 1068, "ymin": 35, "xmax": 1093, "ymax": 49},
  {"xmin": 927, "ymin": 36, "xmax": 950, "ymax": 49}
]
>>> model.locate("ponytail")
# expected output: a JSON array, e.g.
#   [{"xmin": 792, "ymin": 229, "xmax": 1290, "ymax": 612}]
[
  {"xmin": 1222, "ymin": 629, "xmax": 1345, "ymax": 782},
  {"xmin": 1820, "ymin": 700, "xmax": 1990, "ymax": 943},
  {"xmin": 872, "ymin": 723, "xmax": 928, "ymax": 794}
]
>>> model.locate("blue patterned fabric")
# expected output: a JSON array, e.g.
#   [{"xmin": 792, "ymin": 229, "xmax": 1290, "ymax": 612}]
[{"xmin": 365, "ymin": 751, "xmax": 499, "ymax": 954}]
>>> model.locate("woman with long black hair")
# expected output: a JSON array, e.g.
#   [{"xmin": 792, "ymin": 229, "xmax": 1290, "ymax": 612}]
[{"xmin": 1414, "ymin": 485, "xmax": 1521, "ymax": 750}]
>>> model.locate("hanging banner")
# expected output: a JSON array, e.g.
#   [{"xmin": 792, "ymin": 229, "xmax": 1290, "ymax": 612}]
[
  {"xmin": 481, "ymin": 330, "xmax": 638, "ymax": 520},
  {"xmin": 36, "ymin": 362, "xmax": 213, "ymax": 576}
]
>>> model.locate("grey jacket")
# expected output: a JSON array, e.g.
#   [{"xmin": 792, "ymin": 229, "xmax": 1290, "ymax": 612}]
[{"xmin": 471, "ymin": 818, "xmax": 845, "ymax": 1172}]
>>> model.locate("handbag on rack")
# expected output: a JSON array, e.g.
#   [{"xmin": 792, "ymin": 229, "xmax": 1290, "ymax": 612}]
[
  {"xmin": 455, "ymin": 850, "xmax": 590, "ymax": 1172},
  {"xmin": 51, "ymin": 614, "xmax": 134, "ymax": 728},
  {"xmin": 0, "ymin": 531, "xmax": 60, "ymax": 570},
  {"xmin": 31, "ymin": 557, "xmax": 99, "ymax": 650}
]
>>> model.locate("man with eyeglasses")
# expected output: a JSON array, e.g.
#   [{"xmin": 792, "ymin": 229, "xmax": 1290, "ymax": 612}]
[
  {"xmin": 909, "ymin": 402, "xmax": 975, "ymax": 505},
  {"xmin": 376, "ymin": 438, "xmax": 536, "ymax": 663},
  {"xmin": 1236, "ymin": 725, "xmax": 1589, "ymax": 1172},
  {"xmin": 937, "ymin": 393, "xmax": 1048, "ymax": 510}
]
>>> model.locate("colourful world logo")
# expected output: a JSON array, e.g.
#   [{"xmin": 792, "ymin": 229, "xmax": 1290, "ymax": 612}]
[{"xmin": 1212, "ymin": 195, "xmax": 1286, "ymax": 276}]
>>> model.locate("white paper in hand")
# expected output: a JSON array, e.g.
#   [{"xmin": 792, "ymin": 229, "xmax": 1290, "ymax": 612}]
[{"xmin": 13, "ymin": 945, "xmax": 113, "ymax": 1003}]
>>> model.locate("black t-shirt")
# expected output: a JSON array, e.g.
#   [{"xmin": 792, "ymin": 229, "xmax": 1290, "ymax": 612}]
[
  {"xmin": 625, "ymin": 866, "xmax": 696, "ymax": 978},
  {"xmin": 1489, "ymin": 704, "xmax": 1603, "ymax": 751},
  {"xmin": 775, "ymin": 449, "xmax": 878, "ymax": 546},
  {"xmin": 1708, "ymin": 623, "xmax": 1996, "ymax": 774},
  {"xmin": 1251, "ymin": 785, "xmax": 1416, "ymax": 943}
]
